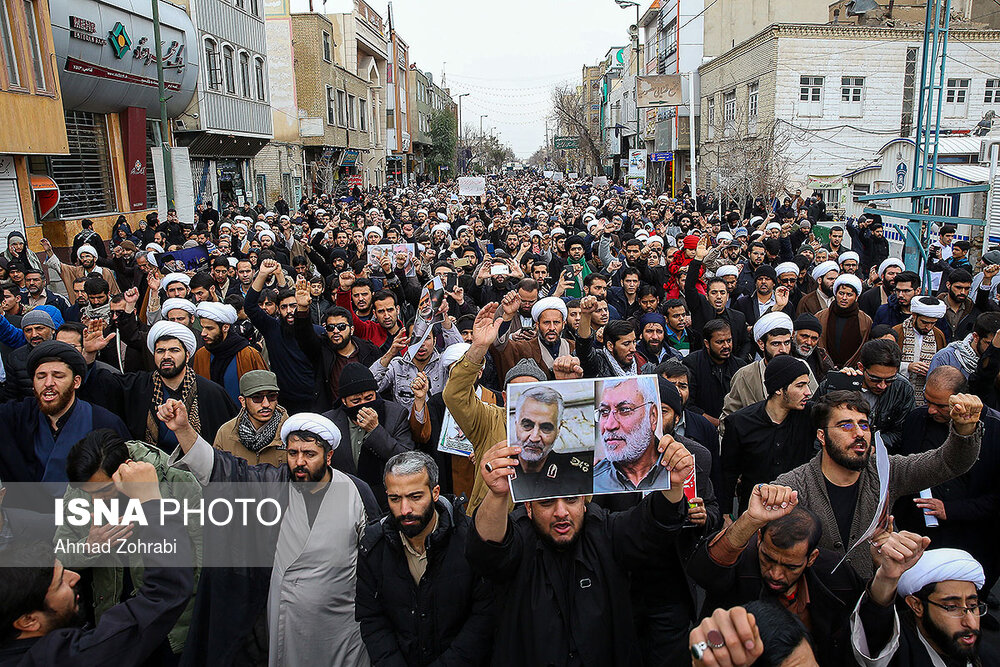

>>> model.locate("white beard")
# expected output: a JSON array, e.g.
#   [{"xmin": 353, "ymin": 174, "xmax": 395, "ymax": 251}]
[{"xmin": 602, "ymin": 413, "xmax": 654, "ymax": 464}]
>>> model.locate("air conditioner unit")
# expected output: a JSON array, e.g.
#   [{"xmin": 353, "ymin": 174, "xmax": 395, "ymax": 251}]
[{"xmin": 174, "ymin": 119, "xmax": 187, "ymax": 131}]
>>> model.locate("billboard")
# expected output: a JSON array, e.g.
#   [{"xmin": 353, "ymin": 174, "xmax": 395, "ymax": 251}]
[{"xmin": 636, "ymin": 75, "xmax": 683, "ymax": 108}]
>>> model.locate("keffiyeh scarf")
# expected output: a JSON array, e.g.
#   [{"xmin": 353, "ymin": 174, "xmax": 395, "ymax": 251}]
[
  {"xmin": 146, "ymin": 366, "xmax": 201, "ymax": 443},
  {"xmin": 237, "ymin": 405, "xmax": 285, "ymax": 453},
  {"xmin": 601, "ymin": 348, "xmax": 638, "ymax": 376}
]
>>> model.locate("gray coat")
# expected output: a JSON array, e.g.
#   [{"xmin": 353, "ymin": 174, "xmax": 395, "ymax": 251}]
[{"xmin": 774, "ymin": 423, "xmax": 982, "ymax": 579}]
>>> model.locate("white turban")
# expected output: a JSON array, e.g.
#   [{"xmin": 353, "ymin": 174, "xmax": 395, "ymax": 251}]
[
  {"xmin": 160, "ymin": 298, "xmax": 196, "ymax": 318},
  {"xmin": 878, "ymin": 258, "xmax": 905, "ymax": 276},
  {"xmin": 77, "ymin": 244, "xmax": 98, "ymax": 260},
  {"xmin": 280, "ymin": 412, "xmax": 342, "ymax": 451},
  {"xmin": 635, "ymin": 230, "xmax": 649, "ymax": 240},
  {"xmin": 440, "ymin": 342, "xmax": 471, "ymax": 370},
  {"xmin": 838, "ymin": 251, "xmax": 860, "ymax": 265},
  {"xmin": 765, "ymin": 222, "xmax": 781, "ymax": 232},
  {"xmin": 456, "ymin": 225, "xmax": 470, "ymax": 237},
  {"xmin": 160, "ymin": 273, "xmax": 190, "ymax": 291},
  {"xmin": 531, "ymin": 296, "xmax": 568, "ymax": 322},
  {"xmin": 265, "ymin": 211, "xmax": 276, "ymax": 218},
  {"xmin": 551, "ymin": 227, "xmax": 566, "ymax": 237},
  {"xmin": 717, "ymin": 231, "xmax": 734, "ymax": 243},
  {"xmin": 315, "ymin": 208, "xmax": 327, "ymax": 215},
  {"xmin": 146, "ymin": 320, "xmax": 197, "ymax": 356},
  {"xmin": 437, "ymin": 212, "xmax": 448, "ymax": 221},
  {"xmin": 196, "ymin": 302, "xmax": 238, "ymax": 325},
  {"xmin": 145, "ymin": 242, "xmax": 165, "ymax": 254},
  {"xmin": 775, "ymin": 262, "xmax": 799, "ymax": 277},
  {"xmin": 258, "ymin": 230, "xmax": 276, "ymax": 243},
  {"xmin": 753, "ymin": 312, "xmax": 794, "ymax": 342},
  {"xmin": 716, "ymin": 265, "xmax": 739, "ymax": 278},
  {"xmin": 911, "ymin": 296, "xmax": 947, "ymax": 319},
  {"xmin": 897, "ymin": 548, "xmax": 984, "ymax": 597},
  {"xmin": 365, "ymin": 226, "xmax": 383, "ymax": 241},
  {"xmin": 432, "ymin": 223, "xmax": 450, "ymax": 235},
  {"xmin": 255, "ymin": 222, "xmax": 270, "ymax": 231},
  {"xmin": 833, "ymin": 274, "xmax": 863, "ymax": 295},
  {"xmin": 280, "ymin": 214, "xmax": 290, "ymax": 221},
  {"xmin": 811, "ymin": 260, "xmax": 840, "ymax": 281},
  {"xmin": 648, "ymin": 235, "xmax": 665, "ymax": 247}
]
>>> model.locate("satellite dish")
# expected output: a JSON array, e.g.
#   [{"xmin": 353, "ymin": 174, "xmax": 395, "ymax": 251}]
[{"xmin": 846, "ymin": 0, "xmax": 880, "ymax": 15}]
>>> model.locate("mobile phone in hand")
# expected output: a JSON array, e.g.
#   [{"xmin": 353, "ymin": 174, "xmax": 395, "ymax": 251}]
[{"xmin": 826, "ymin": 371, "xmax": 862, "ymax": 392}]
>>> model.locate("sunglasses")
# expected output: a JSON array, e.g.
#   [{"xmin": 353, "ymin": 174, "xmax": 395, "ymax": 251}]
[
  {"xmin": 248, "ymin": 392, "xmax": 279, "ymax": 404},
  {"xmin": 325, "ymin": 322, "xmax": 350, "ymax": 332}
]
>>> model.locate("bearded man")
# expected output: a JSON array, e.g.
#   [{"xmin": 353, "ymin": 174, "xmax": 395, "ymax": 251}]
[
  {"xmin": 191, "ymin": 302, "xmax": 267, "ymax": 403},
  {"xmin": 893, "ymin": 297, "xmax": 948, "ymax": 407},
  {"xmin": 792, "ymin": 313, "xmax": 836, "ymax": 382},
  {"xmin": 796, "ymin": 260, "xmax": 839, "ymax": 316}
]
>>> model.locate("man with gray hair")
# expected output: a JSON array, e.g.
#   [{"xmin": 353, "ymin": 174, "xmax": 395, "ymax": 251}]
[
  {"xmin": 593, "ymin": 376, "xmax": 663, "ymax": 493},
  {"xmin": 356, "ymin": 451, "xmax": 494, "ymax": 665},
  {"xmin": 510, "ymin": 384, "xmax": 592, "ymax": 499}
]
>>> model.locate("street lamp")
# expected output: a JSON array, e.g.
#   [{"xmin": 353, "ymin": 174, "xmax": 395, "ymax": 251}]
[
  {"xmin": 457, "ymin": 93, "xmax": 469, "ymax": 143},
  {"xmin": 480, "ymin": 114, "xmax": 488, "ymax": 139},
  {"xmin": 615, "ymin": 0, "xmax": 641, "ymax": 157}
]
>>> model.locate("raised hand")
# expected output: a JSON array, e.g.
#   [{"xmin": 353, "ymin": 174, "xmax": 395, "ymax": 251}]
[
  {"xmin": 112, "ymin": 460, "xmax": 162, "ymax": 504},
  {"xmin": 950, "ymin": 393, "xmax": 983, "ymax": 435},
  {"xmin": 156, "ymin": 398, "xmax": 191, "ymax": 434},
  {"xmin": 746, "ymin": 484, "xmax": 799, "ymax": 525},
  {"xmin": 689, "ymin": 606, "xmax": 763, "ymax": 667},
  {"xmin": 871, "ymin": 522, "xmax": 931, "ymax": 583},
  {"xmin": 411, "ymin": 372, "xmax": 429, "ymax": 403},
  {"xmin": 658, "ymin": 434, "xmax": 695, "ymax": 490},
  {"xmin": 294, "ymin": 276, "xmax": 311, "ymax": 310},
  {"xmin": 338, "ymin": 270, "xmax": 356, "ymax": 292},
  {"xmin": 471, "ymin": 302, "xmax": 504, "ymax": 349},
  {"xmin": 480, "ymin": 441, "xmax": 521, "ymax": 497},
  {"xmin": 499, "ymin": 290, "xmax": 521, "ymax": 321},
  {"xmin": 552, "ymin": 355, "xmax": 584, "ymax": 380},
  {"xmin": 259, "ymin": 258, "xmax": 280, "ymax": 277}
]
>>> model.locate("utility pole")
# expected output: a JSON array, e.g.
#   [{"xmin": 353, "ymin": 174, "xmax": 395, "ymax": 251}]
[
  {"xmin": 457, "ymin": 93, "xmax": 469, "ymax": 144},
  {"xmin": 688, "ymin": 72, "xmax": 697, "ymax": 194},
  {"xmin": 152, "ymin": 0, "xmax": 174, "ymax": 210}
]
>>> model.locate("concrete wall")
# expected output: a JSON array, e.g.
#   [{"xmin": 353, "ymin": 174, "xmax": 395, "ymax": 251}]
[{"xmin": 704, "ymin": 0, "xmax": 831, "ymax": 58}]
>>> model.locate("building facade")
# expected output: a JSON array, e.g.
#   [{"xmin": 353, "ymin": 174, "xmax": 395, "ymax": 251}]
[
  {"xmin": 0, "ymin": 0, "xmax": 67, "ymax": 249},
  {"xmin": 40, "ymin": 0, "xmax": 198, "ymax": 246},
  {"xmin": 407, "ymin": 66, "xmax": 456, "ymax": 181},
  {"xmin": 698, "ymin": 24, "xmax": 1000, "ymax": 213},
  {"xmin": 385, "ymin": 7, "xmax": 411, "ymax": 185},
  {"xmin": 177, "ymin": 0, "xmax": 272, "ymax": 211}
]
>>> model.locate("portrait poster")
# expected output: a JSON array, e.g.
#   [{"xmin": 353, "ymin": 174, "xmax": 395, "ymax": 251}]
[
  {"xmin": 405, "ymin": 276, "xmax": 445, "ymax": 362},
  {"xmin": 438, "ymin": 408, "xmax": 473, "ymax": 457},
  {"xmin": 505, "ymin": 376, "xmax": 663, "ymax": 502},
  {"xmin": 367, "ymin": 243, "xmax": 416, "ymax": 277},
  {"xmin": 155, "ymin": 246, "xmax": 209, "ymax": 273}
]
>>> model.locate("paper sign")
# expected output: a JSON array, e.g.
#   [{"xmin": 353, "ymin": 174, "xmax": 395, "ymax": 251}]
[
  {"xmin": 552, "ymin": 172, "xmax": 565, "ymax": 182},
  {"xmin": 438, "ymin": 409, "xmax": 473, "ymax": 457},
  {"xmin": 543, "ymin": 170, "xmax": 554, "ymax": 179},
  {"xmin": 683, "ymin": 469, "xmax": 697, "ymax": 503},
  {"xmin": 506, "ymin": 376, "xmax": 663, "ymax": 503},
  {"xmin": 458, "ymin": 177, "xmax": 486, "ymax": 197},
  {"xmin": 367, "ymin": 243, "xmax": 416, "ymax": 277},
  {"xmin": 405, "ymin": 277, "xmax": 445, "ymax": 362},
  {"xmin": 155, "ymin": 246, "xmax": 209, "ymax": 273},
  {"xmin": 593, "ymin": 176, "xmax": 609, "ymax": 187},
  {"xmin": 569, "ymin": 172, "xmax": 578, "ymax": 180},
  {"xmin": 833, "ymin": 434, "xmax": 890, "ymax": 572}
]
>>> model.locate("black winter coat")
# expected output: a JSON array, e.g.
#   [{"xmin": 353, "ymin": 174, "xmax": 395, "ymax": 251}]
[
  {"xmin": 293, "ymin": 311, "xmax": 381, "ymax": 408},
  {"xmin": 357, "ymin": 496, "xmax": 495, "ymax": 666}
]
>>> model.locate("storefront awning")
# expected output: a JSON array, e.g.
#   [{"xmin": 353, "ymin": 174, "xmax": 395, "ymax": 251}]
[{"xmin": 30, "ymin": 175, "xmax": 59, "ymax": 218}]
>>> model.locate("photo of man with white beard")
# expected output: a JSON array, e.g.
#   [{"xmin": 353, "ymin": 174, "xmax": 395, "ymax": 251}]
[{"xmin": 593, "ymin": 376, "xmax": 665, "ymax": 494}]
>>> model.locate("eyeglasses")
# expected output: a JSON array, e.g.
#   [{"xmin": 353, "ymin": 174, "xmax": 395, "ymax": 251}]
[
  {"xmin": 325, "ymin": 322, "xmax": 350, "ymax": 332},
  {"xmin": 595, "ymin": 402, "xmax": 653, "ymax": 422},
  {"xmin": 863, "ymin": 370, "xmax": 896, "ymax": 386},
  {"xmin": 926, "ymin": 600, "xmax": 988, "ymax": 618},
  {"xmin": 248, "ymin": 392, "xmax": 279, "ymax": 404},
  {"xmin": 828, "ymin": 421, "xmax": 870, "ymax": 433}
]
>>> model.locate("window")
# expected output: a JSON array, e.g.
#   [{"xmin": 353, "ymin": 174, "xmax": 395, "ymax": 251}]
[
  {"xmin": 945, "ymin": 78, "xmax": 970, "ymax": 117},
  {"xmin": 347, "ymin": 94, "xmax": 356, "ymax": 128},
  {"xmin": 223, "ymin": 45, "xmax": 235, "ymax": 94},
  {"xmin": 748, "ymin": 81, "xmax": 759, "ymax": 120},
  {"xmin": 239, "ymin": 51, "xmax": 250, "ymax": 98},
  {"xmin": 0, "ymin": 0, "xmax": 20, "ymax": 88},
  {"xmin": 234, "ymin": 0, "xmax": 243, "ymax": 8},
  {"xmin": 249, "ymin": 0, "xmax": 259, "ymax": 16},
  {"xmin": 816, "ymin": 188, "xmax": 840, "ymax": 209},
  {"xmin": 254, "ymin": 57, "xmax": 265, "ymax": 100},
  {"xmin": 322, "ymin": 32, "xmax": 332, "ymax": 62},
  {"xmin": 841, "ymin": 76, "xmax": 864, "ymax": 116},
  {"xmin": 799, "ymin": 76, "xmax": 824, "ymax": 116},
  {"xmin": 723, "ymin": 89, "xmax": 736, "ymax": 132},
  {"xmin": 22, "ymin": 0, "xmax": 45, "ymax": 91},
  {"xmin": 326, "ymin": 85, "xmax": 335, "ymax": 124},
  {"xmin": 707, "ymin": 97, "xmax": 715, "ymax": 140},
  {"xmin": 901, "ymin": 47, "xmax": 917, "ymax": 136},
  {"xmin": 852, "ymin": 183, "xmax": 870, "ymax": 201},
  {"xmin": 145, "ymin": 121, "xmax": 159, "ymax": 208},
  {"xmin": 986, "ymin": 79, "xmax": 1000, "ymax": 104},
  {"xmin": 360, "ymin": 98, "xmax": 368, "ymax": 132},
  {"xmin": 44, "ymin": 111, "xmax": 115, "ymax": 217},
  {"xmin": 205, "ymin": 39, "xmax": 221, "ymax": 91},
  {"xmin": 337, "ymin": 89, "xmax": 346, "ymax": 126}
]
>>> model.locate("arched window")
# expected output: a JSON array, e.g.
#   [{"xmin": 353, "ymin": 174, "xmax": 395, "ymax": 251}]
[
  {"xmin": 222, "ymin": 44, "xmax": 235, "ymax": 94},
  {"xmin": 239, "ymin": 51, "xmax": 251, "ymax": 98},
  {"xmin": 204, "ymin": 37, "xmax": 220, "ymax": 91},
  {"xmin": 254, "ymin": 56, "xmax": 266, "ymax": 101}
]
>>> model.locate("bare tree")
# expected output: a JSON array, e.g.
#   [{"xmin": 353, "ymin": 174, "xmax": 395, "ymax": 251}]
[
  {"xmin": 700, "ymin": 112, "xmax": 794, "ymax": 209},
  {"xmin": 551, "ymin": 85, "xmax": 604, "ymax": 173}
]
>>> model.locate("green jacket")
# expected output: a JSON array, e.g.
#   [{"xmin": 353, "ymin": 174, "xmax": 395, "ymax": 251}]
[{"xmin": 54, "ymin": 440, "xmax": 203, "ymax": 654}]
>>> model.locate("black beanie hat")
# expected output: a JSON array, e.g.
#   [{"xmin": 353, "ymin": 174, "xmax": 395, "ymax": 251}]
[
  {"xmin": 794, "ymin": 313, "xmax": 822, "ymax": 335},
  {"xmin": 338, "ymin": 362, "xmax": 377, "ymax": 399},
  {"xmin": 755, "ymin": 265, "xmax": 777, "ymax": 282},
  {"xmin": 764, "ymin": 355, "xmax": 810, "ymax": 396},
  {"xmin": 657, "ymin": 376, "xmax": 684, "ymax": 419}
]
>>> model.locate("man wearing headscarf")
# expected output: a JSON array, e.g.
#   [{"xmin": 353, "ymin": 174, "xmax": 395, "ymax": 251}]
[
  {"xmin": 852, "ymin": 542, "xmax": 999, "ymax": 665},
  {"xmin": 86, "ymin": 320, "xmax": 238, "ymax": 452},
  {"xmin": 816, "ymin": 273, "xmax": 871, "ymax": 368},
  {"xmin": 164, "ymin": 401, "xmax": 379, "ymax": 666},
  {"xmin": 796, "ymin": 260, "xmax": 839, "ymax": 316},
  {"xmin": 894, "ymin": 297, "xmax": 948, "ymax": 406},
  {"xmin": 492, "ymin": 293, "xmax": 575, "ymax": 380},
  {"xmin": 41, "ymin": 238, "xmax": 120, "ymax": 296},
  {"xmin": 191, "ymin": 302, "xmax": 268, "ymax": 403}
]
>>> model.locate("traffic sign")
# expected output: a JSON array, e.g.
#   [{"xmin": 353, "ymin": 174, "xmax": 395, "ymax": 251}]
[
  {"xmin": 554, "ymin": 136, "xmax": 580, "ymax": 150},
  {"xmin": 650, "ymin": 151, "xmax": 673, "ymax": 162}
]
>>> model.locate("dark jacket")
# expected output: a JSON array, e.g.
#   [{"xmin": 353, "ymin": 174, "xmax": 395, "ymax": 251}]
[
  {"xmin": 971, "ymin": 342, "xmax": 1000, "ymax": 412},
  {"xmin": 687, "ymin": 534, "xmax": 863, "ymax": 667},
  {"xmin": 722, "ymin": 400, "xmax": 817, "ymax": 514},
  {"xmin": 685, "ymin": 260, "xmax": 751, "ymax": 360},
  {"xmin": 357, "ymin": 496, "xmax": 495, "ymax": 666},
  {"xmin": 607, "ymin": 286, "xmax": 640, "ymax": 321},
  {"xmin": 466, "ymin": 493, "xmax": 688, "ymax": 667},
  {"xmin": 858, "ymin": 285, "xmax": 890, "ymax": 320},
  {"xmin": 873, "ymin": 296, "xmax": 908, "ymax": 328},
  {"xmin": 323, "ymin": 400, "xmax": 415, "ymax": 510},
  {"xmin": 292, "ymin": 311, "xmax": 380, "ymax": 408},
  {"xmin": 20, "ymin": 290, "xmax": 70, "ymax": 321},
  {"xmin": 245, "ymin": 286, "xmax": 319, "ymax": 406},
  {"xmin": 815, "ymin": 373, "xmax": 915, "ymax": 451},
  {"xmin": 576, "ymin": 334, "xmax": 624, "ymax": 378},
  {"xmin": 734, "ymin": 292, "xmax": 793, "ymax": 326},
  {"xmin": 683, "ymin": 349, "xmax": 747, "ymax": 419},
  {"xmin": 0, "ymin": 509, "xmax": 194, "ymax": 667}
]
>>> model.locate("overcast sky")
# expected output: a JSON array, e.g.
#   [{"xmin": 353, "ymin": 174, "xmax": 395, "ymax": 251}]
[{"xmin": 317, "ymin": 0, "xmax": 632, "ymax": 159}]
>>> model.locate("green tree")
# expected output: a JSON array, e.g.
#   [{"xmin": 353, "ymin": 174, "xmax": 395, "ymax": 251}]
[{"xmin": 428, "ymin": 109, "xmax": 458, "ymax": 181}]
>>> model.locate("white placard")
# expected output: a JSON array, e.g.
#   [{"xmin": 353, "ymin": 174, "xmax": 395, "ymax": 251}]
[
  {"xmin": 458, "ymin": 176, "xmax": 486, "ymax": 196},
  {"xmin": 152, "ymin": 146, "xmax": 195, "ymax": 224},
  {"xmin": 593, "ymin": 176, "xmax": 609, "ymax": 187}
]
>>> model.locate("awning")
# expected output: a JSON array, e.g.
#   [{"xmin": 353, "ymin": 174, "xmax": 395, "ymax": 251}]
[{"xmin": 30, "ymin": 175, "xmax": 59, "ymax": 218}]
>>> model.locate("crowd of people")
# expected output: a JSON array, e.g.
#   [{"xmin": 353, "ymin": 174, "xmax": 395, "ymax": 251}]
[{"xmin": 0, "ymin": 173, "xmax": 996, "ymax": 666}]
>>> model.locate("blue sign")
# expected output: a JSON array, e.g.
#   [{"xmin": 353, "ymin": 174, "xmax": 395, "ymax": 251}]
[
  {"xmin": 650, "ymin": 152, "xmax": 673, "ymax": 162},
  {"xmin": 895, "ymin": 162, "xmax": 907, "ymax": 192}
]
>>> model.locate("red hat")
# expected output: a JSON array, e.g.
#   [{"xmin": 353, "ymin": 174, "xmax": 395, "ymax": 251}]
[{"xmin": 683, "ymin": 235, "xmax": 699, "ymax": 250}]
